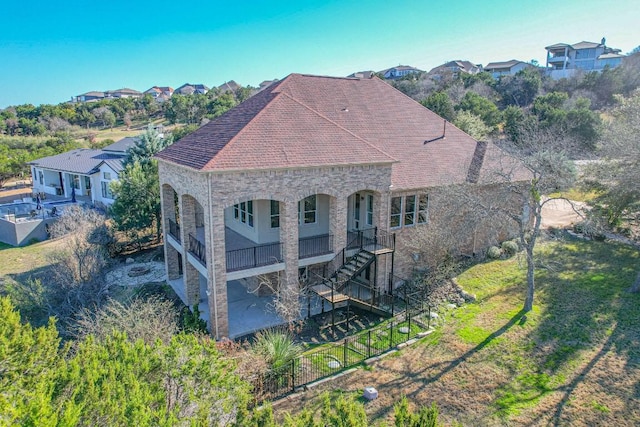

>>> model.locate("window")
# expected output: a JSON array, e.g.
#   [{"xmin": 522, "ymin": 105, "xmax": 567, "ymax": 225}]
[
  {"xmin": 233, "ymin": 201, "xmax": 254, "ymax": 227},
  {"xmin": 390, "ymin": 197, "xmax": 402, "ymax": 228},
  {"xmin": 72, "ymin": 175, "xmax": 80, "ymax": 190},
  {"xmin": 298, "ymin": 195, "xmax": 316, "ymax": 224},
  {"xmin": 270, "ymin": 200, "xmax": 280, "ymax": 228},
  {"xmin": 103, "ymin": 171, "xmax": 111, "ymax": 180},
  {"xmin": 418, "ymin": 194, "xmax": 429, "ymax": 223},
  {"xmin": 390, "ymin": 193, "xmax": 429, "ymax": 228},
  {"xmin": 366, "ymin": 194, "xmax": 374, "ymax": 226},
  {"xmin": 101, "ymin": 181, "xmax": 113, "ymax": 199},
  {"xmin": 38, "ymin": 171, "xmax": 43, "ymax": 185},
  {"xmin": 404, "ymin": 195, "xmax": 416, "ymax": 226}
]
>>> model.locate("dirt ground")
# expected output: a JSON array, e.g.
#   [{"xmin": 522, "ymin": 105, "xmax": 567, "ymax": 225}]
[
  {"xmin": 0, "ymin": 179, "xmax": 34, "ymax": 204},
  {"xmin": 540, "ymin": 198, "xmax": 586, "ymax": 229}
]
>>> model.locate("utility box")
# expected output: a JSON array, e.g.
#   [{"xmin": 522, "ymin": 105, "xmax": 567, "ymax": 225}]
[{"xmin": 363, "ymin": 387, "xmax": 378, "ymax": 401}]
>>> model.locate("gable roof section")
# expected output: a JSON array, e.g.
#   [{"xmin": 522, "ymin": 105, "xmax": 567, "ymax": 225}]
[
  {"xmin": 103, "ymin": 136, "xmax": 139, "ymax": 153},
  {"xmin": 157, "ymin": 73, "xmax": 527, "ymax": 189},
  {"xmin": 484, "ymin": 60, "xmax": 525, "ymax": 70},
  {"xmin": 29, "ymin": 149, "xmax": 124, "ymax": 175}
]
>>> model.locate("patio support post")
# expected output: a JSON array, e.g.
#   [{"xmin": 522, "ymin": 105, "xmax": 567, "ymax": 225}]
[
  {"xmin": 208, "ymin": 202, "xmax": 229, "ymax": 339},
  {"xmin": 330, "ymin": 196, "xmax": 347, "ymax": 252},
  {"xmin": 181, "ymin": 195, "xmax": 200, "ymax": 306},
  {"xmin": 280, "ymin": 199, "xmax": 299, "ymax": 295},
  {"xmin": 161, "ymin": 185, "xmax": 180, "ymax": 280}
]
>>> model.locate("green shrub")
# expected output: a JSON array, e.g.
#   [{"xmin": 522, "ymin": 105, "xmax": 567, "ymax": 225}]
[
  {"xmin": 487, "ymin": 246, "xmax": 502, "ymax": 259},
  {"xmin": 181, "ymin": 305, "xmax": 208, "ymax": 333},
  {"xmin": 501, "ymin": 241, "xmax": 519, "ymax": 257},
  {"xmin": 253, "ymin": 330, "xmax": 302, "ymax": 371}
]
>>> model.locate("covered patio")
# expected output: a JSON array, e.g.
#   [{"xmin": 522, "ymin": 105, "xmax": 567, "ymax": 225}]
[{"xmin": 167, "ymin": 276, "xmax": 324, "ymax": 339}]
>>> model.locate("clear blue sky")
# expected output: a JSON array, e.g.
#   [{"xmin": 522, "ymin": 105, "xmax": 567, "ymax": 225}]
[{"xmin": 1, "ymin": 0, "xmax": 637, "ymax": 107}]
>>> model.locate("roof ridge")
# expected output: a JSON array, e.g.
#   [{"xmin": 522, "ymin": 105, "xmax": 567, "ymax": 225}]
[
  {"xmin": 202, "ymin": 78, "xmax": 290, "ymax": 170},
  {"xmin": 277, "ymin": 82, "xmax": 397, "ymax": 163}
]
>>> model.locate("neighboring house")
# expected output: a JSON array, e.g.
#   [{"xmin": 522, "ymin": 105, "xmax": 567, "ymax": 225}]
[
  {"xmin": 155, "ymin": 73, "xmax": 528, "ymax": 338},
  {"xmin": 144, "ymin": 86, "xmax": 174, "ymax": 102},
  {"xmin": 378, "ymin": 65, "xmax": 423, "ymax": 79},
  {"xmin": 545, "ymin": 39, "xmax": 625, "ymax": 79},
  {"xmin": 105, "ymin": 88, "xmax": 143, "ymax": 99},
  {"xmin": 347, "ymin": 70, "xmax": 375, "ymax": 79},
  {"xmin": 175, "ymin": 83, "xmax": 210, "ymax": 95},
  {"xmin": 29, "ymin": 138, "xmax": 136, "ymax": 207},
  {"xmin": 72, "ymin": 91, "xmax": 105, "ymax": 103},
  {"xmin": 217, "ymin": 80, "xmax": 241, "ymax": 93},
  {"xmin": 484, "ymin": 60, "xmax": 532, "ymax": 78},
  {"xmin": 428, "ymin": 60, "xmax": 482, "ymax": 77},
  {"xmin": 258, "ymin": 80, "xmax": 279, "ymax": 91}
]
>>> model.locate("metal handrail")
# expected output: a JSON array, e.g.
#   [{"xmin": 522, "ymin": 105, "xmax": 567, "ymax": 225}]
[{"xmin": 188, "ymin": 233, "xmax": 206, "ymax": 266}]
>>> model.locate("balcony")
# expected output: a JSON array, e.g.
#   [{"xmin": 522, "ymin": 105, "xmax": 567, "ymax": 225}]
[
  {"xmin": 347, "ymin": 227, "xmax": 395, "ymax": 254},
  {"xmin": 185, "ymin": 227, "xmax": 336, "ymax": 273},
  {"xmin": 547, "ymin": 55, "xmax": 568, "ymax": 63}
]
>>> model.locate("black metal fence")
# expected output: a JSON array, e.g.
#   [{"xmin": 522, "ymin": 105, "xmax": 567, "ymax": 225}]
[
  {"xmin": 168, "ymin": 219, "xmax": 180, "ymax": 242},
  {"xmin": 299, "ymin": 234, "xmax": 333, "ymax": 259},
  {"xmin": 346, "ymin": 227, "xmax": 395, "ymax": 252},
  {"xmin": 253, "ymin": 305, "xmax": 432, "ymax": 402},
  {"xmin": 188, "ymin": 233, "xmax": 206, "ymax": 266},
  {"xmin": 225, "ymin": 242, "xmax": 284, "ymax": 272}
]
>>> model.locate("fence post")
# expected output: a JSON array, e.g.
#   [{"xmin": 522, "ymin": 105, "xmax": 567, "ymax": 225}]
[
  {"xmin": 390, "ymin": 322, "xmax": 394, "ymax": 349},
  {"xmin": 343, "ymin": 339, "xmax": 348, "ymax": 367},
  {"xmin": 367, "ymin": 330, "xmax": 371, "ymax": 359},
  {"xmin": 291, "ymin": 359, "xmax": 295, "ymax": 392},
  {"xmin": 408, "ymin": 311, "xmax": 412, "ymax": 340}
]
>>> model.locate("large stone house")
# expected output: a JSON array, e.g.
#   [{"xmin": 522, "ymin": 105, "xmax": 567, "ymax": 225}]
[{"xmin": 156, "ymin": 73, "xmax": 528, "ymax": 338}]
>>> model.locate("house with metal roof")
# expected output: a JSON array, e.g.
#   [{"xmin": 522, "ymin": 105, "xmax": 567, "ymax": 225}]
[
  {"xmin": 155, "ymin": 73, "xmax": 529, "ymax": 338},
  {"xmin": 29, "ymin": 138, "xmax": 133, "ymax": 207},
  {"xmin": 545, "ymin": 39, "xmax": 625, "ymax": 79}
]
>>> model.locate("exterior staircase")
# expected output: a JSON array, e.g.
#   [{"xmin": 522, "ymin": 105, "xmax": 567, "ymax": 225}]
[{"xmin": 310, "ymin": 228, "xmax": 396, "ymax": 316}]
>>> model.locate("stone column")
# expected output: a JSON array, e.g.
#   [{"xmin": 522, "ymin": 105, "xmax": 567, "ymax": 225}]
[
  {"xmin": 161, "ymin": 185, "xmax": 180, "ymax": 280},
  {"xmin": 330, "ymin": 195, "xmax": 348, "ymax": 251},
  {"xmin": 208, "ymin": 203, "xmax": 229, "ymax": 339},
  {"xmin": 180, "ymin": 195, "xmax": 200, "ymax": 306},
  {"xmin": 280, "ymin": 199, "xmax": 299, "ymax": 291}
]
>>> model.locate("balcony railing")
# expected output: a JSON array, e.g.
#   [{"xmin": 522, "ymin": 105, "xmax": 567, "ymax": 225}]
[
  {"xmin": 188, "ymin": 233, "xmax": 206, "ymax": 266},
  {"xmin": 346, "ymin": 227, "xmax": 395, "ymax": 252},
  {"xmin": 299, "ymin": 234, "xmax": 333, "ymax": 259},
  {"xmin": 226, "ymin": 242, "xmax": 284, "ymax": 272},
  {"xmin": 168, "ymin": 219, "xmax": 180, "ymax": 242}
]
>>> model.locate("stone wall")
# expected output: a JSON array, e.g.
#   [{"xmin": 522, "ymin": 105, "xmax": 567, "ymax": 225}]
[{"xmin": 158, "ymin": 160, "xmax": 393, "ymax": 338}]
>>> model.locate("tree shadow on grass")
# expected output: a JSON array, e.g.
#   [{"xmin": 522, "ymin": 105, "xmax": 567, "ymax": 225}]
[
  {"xmin": 365, "ymin": 309, "xmax": 528, "ymax": 422},
  {"xmin": 524, "ymin": 239, "xmax": 640, "ymax": 425}
]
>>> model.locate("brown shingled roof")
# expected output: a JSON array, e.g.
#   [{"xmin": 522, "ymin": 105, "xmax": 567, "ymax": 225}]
[{"xmin": 157, "ymin": 73, "xmax": 527, "ymax": 190}]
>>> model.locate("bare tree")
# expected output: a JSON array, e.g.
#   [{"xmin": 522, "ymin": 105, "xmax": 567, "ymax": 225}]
[
  {"xmin": 44, "ymin": 205, "xmax": 114, "ymax": 333},
  {"xmin": 73, "ymin": 296, "xmax": 179, "ymax": 345},
  {"xmin": 252, "ymin": 272, "xmax": 307, "ymax": 331},
  {"xmin": 584, "ymin": 91, "xmax": 640, "ymax": 292},
  {"xmin": 409, "ymin": 129, "xmax": 577, "ymax": 312}
]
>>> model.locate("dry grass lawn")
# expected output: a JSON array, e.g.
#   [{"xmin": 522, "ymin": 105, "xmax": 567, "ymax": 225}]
[{"xmin": 274, "ymin": 236, "xmax": 640, "ymax": 426}]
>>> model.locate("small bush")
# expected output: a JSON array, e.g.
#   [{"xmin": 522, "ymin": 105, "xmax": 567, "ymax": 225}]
[
  {"xmin": 181, "ymin": 305, "xmax": 208, "ymax": 334},
  {"xmin": 501, "ymin": 241, "xmax": 519, "ymax": 257},
  {"xmin": 487, "ymin": 246, "xmax": 502, "ymax": 259}
]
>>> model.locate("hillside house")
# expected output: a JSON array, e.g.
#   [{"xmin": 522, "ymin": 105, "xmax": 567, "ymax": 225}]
[
  {"xmin": 484, "ymin": 60, "xmax": 532, "ymax": 78},
  {"xmin": 379, "ymin": 65, "xmax": 423, "ymax": 79},
  {"xmin": 156, "ymin": 73, "xmax": 528, "ymax": 338},
  {"xmin": 545, "ymin": 39, "xmax": 625, "ymax": 79}
]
